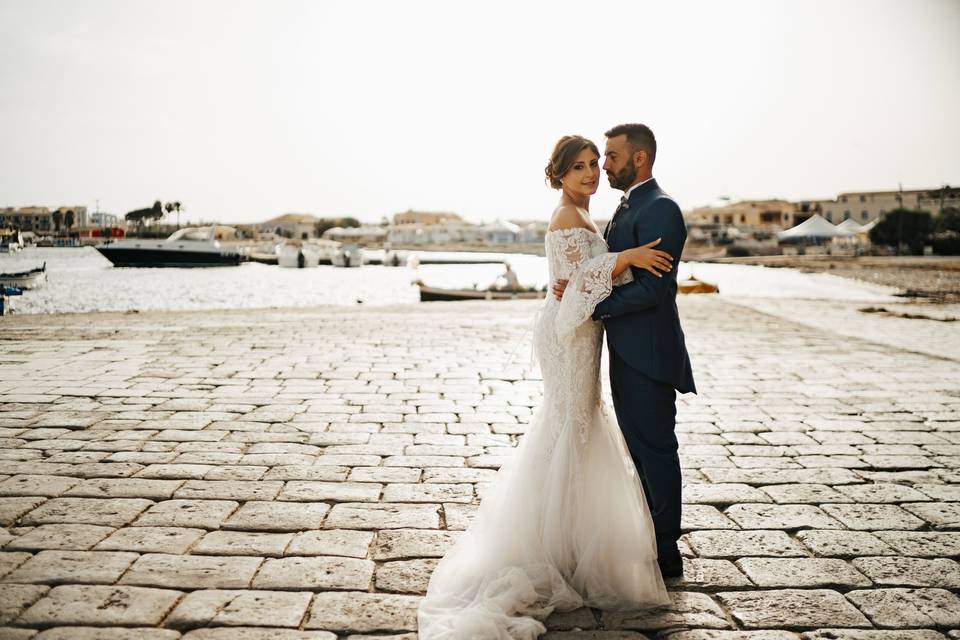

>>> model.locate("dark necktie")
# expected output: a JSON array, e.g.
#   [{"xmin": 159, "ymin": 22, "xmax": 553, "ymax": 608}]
[{"xmin": 604, "ymin": 195, "xmax": 629, "ymax": 240}]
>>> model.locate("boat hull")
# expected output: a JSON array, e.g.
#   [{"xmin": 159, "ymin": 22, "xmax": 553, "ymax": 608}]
[
  {"xmin": 96, "ymin": 247, "xmax": 241, "ymax": 267},
  {"xmin": 419, "ymin": 286, "xmax": 546, "ymax": 302}
]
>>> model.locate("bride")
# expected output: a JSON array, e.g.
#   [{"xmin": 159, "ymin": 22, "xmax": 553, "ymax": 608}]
[{"xmin": 417, "ymin": 135, "xmax": 674, "ymax": 639}]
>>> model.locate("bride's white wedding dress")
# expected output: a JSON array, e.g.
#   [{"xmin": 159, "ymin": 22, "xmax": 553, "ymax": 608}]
[{"xmin": 417, "ymin": 225, "xmax": 669, "ymax": 639}]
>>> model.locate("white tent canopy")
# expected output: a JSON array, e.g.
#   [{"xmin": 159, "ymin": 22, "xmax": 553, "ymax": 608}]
[
  {"xmin": 837, "ymin": 218, "xmax": 866, "ymax": 233},
  {"xmin": 778, "ymin": 214, "xmax": 855, "ymax": 240}
]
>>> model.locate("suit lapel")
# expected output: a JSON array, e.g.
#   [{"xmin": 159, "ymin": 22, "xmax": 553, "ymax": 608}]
[{"xmin": 605, "ymin": 179, "xmax": 659, "ymax": 244}]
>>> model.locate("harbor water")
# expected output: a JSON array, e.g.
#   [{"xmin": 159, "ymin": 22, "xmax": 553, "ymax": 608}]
[{"xmin": 1, "ymin": 247, "xmax": 901, "ymax": 315}]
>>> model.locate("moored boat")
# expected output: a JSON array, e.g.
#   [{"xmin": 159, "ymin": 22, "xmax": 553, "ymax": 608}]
[
  {"xmin": 418, "ymin": 283, "xmax": 546, "ymax": 302},
  {"xmin": 0, "ymin": 262, "xmax": 47, "ymax": 289},
  {"xmin": 678, "ymin": 276, "xmax": 719, "ymax": 294},
  {"xmin": 95, "ymin": 226, "xmax": 240, "ymax": 267}
]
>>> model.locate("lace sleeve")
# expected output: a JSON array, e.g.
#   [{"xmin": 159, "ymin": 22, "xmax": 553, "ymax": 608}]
[{"xmin": 554, "ymin": 252, "xmax": 620, "ymax": 339}]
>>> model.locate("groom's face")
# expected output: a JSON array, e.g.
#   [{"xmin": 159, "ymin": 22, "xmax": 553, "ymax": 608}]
[{"xmin": 603, "ymin": 135, "xmax": 638, "ymax": 191}]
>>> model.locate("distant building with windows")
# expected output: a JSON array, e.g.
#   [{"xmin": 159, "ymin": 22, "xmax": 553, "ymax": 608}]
[
  {"xmin": 685, "ymin": 199, "xmax": 796, "ymax": 229},
  {"xmin": 89, "ymin": 212, "xmax": 120, "ymax": 227},
  {"xmin": 392, "ymin": 210, "xmax": 462, "ymax": 225},
  {"xmin": 818, "ymin": 187, "xmax": 958, "ymax": 224},
  {"xmin": 261, "ymin": 213, "xmax": 319, "ymax": 239},
  {"xmin": 0, "ymin": 205, "xmax": 87, "ymax": 233}
]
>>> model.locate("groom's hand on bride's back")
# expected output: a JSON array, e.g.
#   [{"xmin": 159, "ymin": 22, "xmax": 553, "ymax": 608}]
[{"xmin": 553, "ymin": 279, "xmax": 568, "ymax": 300}]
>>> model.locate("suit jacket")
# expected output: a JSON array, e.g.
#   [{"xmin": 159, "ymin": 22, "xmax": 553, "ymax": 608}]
[{"xmin": 592, "ymin": 178, "xmax": 696, "ymax": 394}]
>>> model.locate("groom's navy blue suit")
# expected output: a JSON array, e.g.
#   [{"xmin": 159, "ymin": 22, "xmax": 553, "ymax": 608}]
[{"xmin": 592, "ymin": 178, "xmax": 695, "ymax": 562}]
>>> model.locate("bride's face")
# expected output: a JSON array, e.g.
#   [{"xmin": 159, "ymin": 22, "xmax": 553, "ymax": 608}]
[{"xmin": 561, "ymin": 148, "xmax": 601, "ymax": 197}]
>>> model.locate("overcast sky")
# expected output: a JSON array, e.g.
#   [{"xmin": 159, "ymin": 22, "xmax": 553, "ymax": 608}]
[{"xmin": 1, "ymin": 0, "xmax": 958, "ymax": 225}]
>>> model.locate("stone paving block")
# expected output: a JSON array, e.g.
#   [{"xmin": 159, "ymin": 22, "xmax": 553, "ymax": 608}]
[
  {"xmin": 33, "ymin": 628, "xmax": 181, "ymax": 639},
  {"xmin": 735, "ymin": 557, "xmax": 871, "ymax": 588},
  {"xmin": 724, "ymin": 504, "xmax": 843, "ymax": 529},
  {"xmin": 120, "ymin": 553, "xmax": 262, "ymax": 589},
  {"xmin": 173, "ymin": 480, "xmax": 283, "ymax": 501},
  {"xmin": 0, "ymin": 475, "xmax": 81, "ymax": 497},
  {"xmin": 286, "ymin": 529, "xmax": 374, "ymax": 558},
  {"xmin": 846, "ymin": 587, "xmax": 960, "ymax": 627},
  {"xmin": 852, "ymin": 556, "xmax": 960, "ymax": 588},
  {"xmin": 252, "ymin": 556, "xmax": 374, "ymax": 590},
  {"xmin": 684, "ymin": 530, "xmax": 807, "ymax": 558},
  {"xmin": 795, "ymin": 530, "xmax": 896, "ymax": 557},
  {"xmin": 375, "ymin": 558, "xmax": 438, "ymax": 593},
  {"xmin": 683, "ymin": 483, "xmax": 772, "ymax": 505},
  {"xmin": 901, "ymin": 501, "xmax": 960, "ymax": 528},
  {"xmin": 325, "ymin": 502, "xmax": 441, "ymax": 529},
  {"xmin": 913, "ymin": 483, "xmax": 960, "ymax": 501},
  {"xmin": 17, "ymin": 585, "xmax": 183, "ymax": 626},
  {"xmin": 381, "ymin": 483, "xmax": 473, "ymax": 503},
  {"xmin": 0, "ymin": 552, "xmax": 32, "ymax": 580},
  {"xmin": 304, "ymin": 591, "xmax": 420, "ymax": 632},
  {"xmin": 349, "ymin": 466, "xmax": 421, "ymax": 483},
  {"xmin": 665, "ymin": 558, "xmax": 754, "ymax": 589},
  {"xmin": 717, "ymin": 589, "xmax": 871, "ymax": 629},
  {"xmin": 0, "ymin": 498, "xmax": 48, "ymax": 526},
  {"xmin": 681, "ymin": 504, "xmax": 739, "ymax": 530},
  {"xmin": 5, "ymin": 524, "xmax": 115, "ymax": 551},
  {"xmin": 0, "ymin": 584, "xmax": 49, "ymax": 624},
  {"xmin": 164, "ymin": 589, "xmax": 312, "ymax": 629},
  {"xmin": 262, "ymin": 466, "xmax": 349, "ymax": 481},
  {"xmin": 19, "ymin": 498, "xmax": 152, "ymax": 527},
  {"xmin": 136, "ymin": 464, "xmax": 214, "ymax": 479},
  {"xmin": 133, "ymin": 499, "xmax": 238, "ymax": 529},
  {"xmin": 874, "ymin": 531, "xmax": 960, "ymax": 557},
  {"xmin": 373, "ymin": 528, "xmax": 460, "ymax": 559},
  {"xmin": 2, "ymin": 550, "xmax": 139, "ymax": 585},
  {"xmin": 834, "ymin": 483, "xmax": 932, "ymax": 503},
  {"xmin": 222, "ymin": 501, "xmax": 330, "ymax": 531},
  {"xmin": 95, "ymin": 526, "xmax": 205, "ymax": 554},
  {"xmin": 63, "ymin": 478, "xmax": 184, "ymax": 500},
  {"xmin": 182, "ymin": 629, "xmax": 335, "ymax": 640},
  {"xmin": 192, "ymin": 531, "xmax": 293, "ymax": 557},
  {"xmin": 759, "ymin": 483, "xmax": 848, "ymax": 503},
  {"xmin": 602, "ymin": 591, "xmax": 730, "ymax": 631},
  {"xmin": 278, "ymin": 481, "xmax": 382, "ymax": 502},
  {"xmin": 440, "ymin": 502, "xmax": 476, "ymax": 529},
  {"xmin": 821, "ymin": 504, "xmax": 926, "ymax": 530},
  {"xmin": 666, "ymin": 633, "xmax": 801, "ymax": 640},
  {"xmin": 800, "ymin": 631, "xmax": 947, "ymax": 640}
]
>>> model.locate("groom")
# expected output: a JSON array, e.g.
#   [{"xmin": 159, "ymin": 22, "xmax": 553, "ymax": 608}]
[{"xmin": 554, "ymin": 123, "xmax": 695, "ymax": 578}]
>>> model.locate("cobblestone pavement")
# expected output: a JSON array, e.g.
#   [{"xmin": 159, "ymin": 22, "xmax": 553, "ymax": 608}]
[{"xmin": 0, "ymin": 297, "xmax": 958, "ymax": 640}]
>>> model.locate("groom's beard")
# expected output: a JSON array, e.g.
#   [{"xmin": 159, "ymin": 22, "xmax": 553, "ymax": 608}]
[{"xmin": 608, "ymin": 163, "xmax": 637, "ymax": 191}]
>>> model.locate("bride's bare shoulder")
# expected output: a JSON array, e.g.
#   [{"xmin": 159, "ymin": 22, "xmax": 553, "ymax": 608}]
[{"xmin": 547, "ymin": 205, "xmax": 592, "ymax": 232}]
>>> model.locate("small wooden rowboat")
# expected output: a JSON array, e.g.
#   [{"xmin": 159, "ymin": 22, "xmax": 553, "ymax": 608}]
[
  {"xmin": 0, "ymin": 263, "xmax": 46, "ymax": 289},
  {"xmin": 678, "ymin": 276, "xmax": 719, "ymax": 294},
  {"xmin": 418, "ymin": 284, "xmax": 547, "ymax": 302}
]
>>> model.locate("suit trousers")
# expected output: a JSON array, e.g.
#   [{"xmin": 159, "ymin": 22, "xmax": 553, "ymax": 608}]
[{"xmin": 608, "ymin": 346, "xmax": 682, "ymax": 560}]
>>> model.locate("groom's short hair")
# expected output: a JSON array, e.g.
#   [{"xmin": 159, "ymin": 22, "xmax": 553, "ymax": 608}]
[{"xmin": 605, "ymin": 123, "xmax": 657, "ymax": 166}]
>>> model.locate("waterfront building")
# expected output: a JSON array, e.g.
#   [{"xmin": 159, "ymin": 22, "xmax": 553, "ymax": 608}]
[
  {"xmin": 684, "ymin": 200, "xmax": 796, "ymax": 229},
  {"xmin": 818, "ymin": 186, "xmax": 958, "ymax": 224},
  {"xmin": 0, "ymin": 205, "xmax": 87, "ymax": 233},
  {"xmin": 392, "ymin": 210, "xmax": 462, "ymax": 225},
  {"xmin": 482, "ymin": 219, "xmax": 520, "ymax": 244},
  {"xmin": 261, "ymin": 213, "xmax": 320, "ymax": 239},
  {"xmin": 323, "ymin": 225, "xmax": 388, "ymax": 245},
  {"xmin": 90, "ymin": 212, "xmax": 119, "ymax": 227}
]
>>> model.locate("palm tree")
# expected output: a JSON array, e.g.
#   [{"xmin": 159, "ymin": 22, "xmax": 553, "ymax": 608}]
[
  {"xmin": 164, "ymin": 202, "xmax": 174, "ymax": 228},
  {"xmin": 173, "ymin": 201, "xmax": 182, "ymax": 229},
  {"xmin": 64, "ymin": 210, "xmax": 75, "ymax": 234},
  {"xmin": 51, "ymin": 210, "xmax": 63, "ymax": 235}
]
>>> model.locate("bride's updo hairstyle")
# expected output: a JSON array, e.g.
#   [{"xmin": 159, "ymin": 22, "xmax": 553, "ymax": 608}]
[{"xmin": 544, "ymin": 135, "xmax": 600, "ymax": 189}]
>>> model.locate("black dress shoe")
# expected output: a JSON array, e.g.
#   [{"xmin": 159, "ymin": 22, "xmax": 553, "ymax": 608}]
[{"xmin": 658, "ymin": 555, "xmax": 684, "ymax": 578}]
